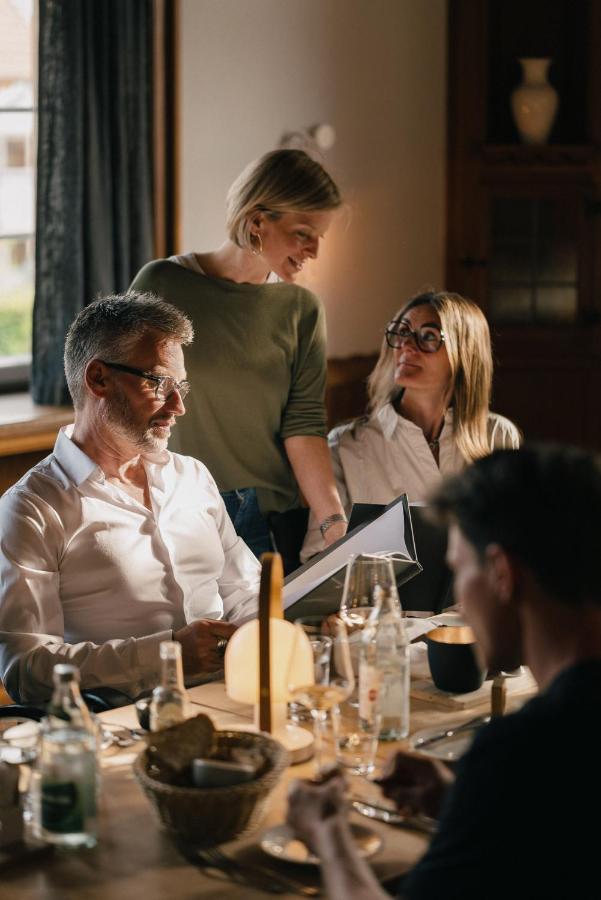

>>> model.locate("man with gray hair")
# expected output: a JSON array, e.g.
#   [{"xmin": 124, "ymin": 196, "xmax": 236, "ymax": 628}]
[{"xmin": 0, "ymin": 293, "xmax": 260, "ymax": 703}]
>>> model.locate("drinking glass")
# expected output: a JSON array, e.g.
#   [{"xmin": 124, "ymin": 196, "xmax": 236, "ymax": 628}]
[
  {"xmin": 0, "ymin": 718, "xmax": 41, "ymax": 833},
  {"xmin": 332, "ymin": 699, "xmax": 381, "ymax": 776},
  {"xmin": 287, "ymin": 618, "xmax": 355, "ymax": 775},
  {"xmin": 339, "ymin": 554, "xmax": 400, "ymax": 629},
  {"xmin": 289, "ymin": 628, "xmax": 332, "ymax": 724},
  {"xmin": 339, "ymin": 554, "xmax": 400, "ymax": 703}
]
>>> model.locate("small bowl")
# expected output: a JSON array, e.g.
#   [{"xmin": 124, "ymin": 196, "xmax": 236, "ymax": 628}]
[{"xmin": 426, "ymin": 626, "xmax": 485, "ymax": 694}]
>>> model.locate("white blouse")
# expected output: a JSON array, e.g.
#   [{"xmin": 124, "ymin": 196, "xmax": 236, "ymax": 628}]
[{"xmin": 302, "ymin": 404, "xmax": 520, "ymax": 559}]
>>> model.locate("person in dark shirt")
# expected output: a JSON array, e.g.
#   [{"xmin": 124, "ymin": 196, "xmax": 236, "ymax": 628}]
[{"xmin": 287, "ymin": 444, "xmax": 601, "ymax": 899}]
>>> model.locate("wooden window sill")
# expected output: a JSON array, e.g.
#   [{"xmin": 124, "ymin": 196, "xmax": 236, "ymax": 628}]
[{"xmin": 0, "ymin": 393, "xmax": 73, "ymax": 458}]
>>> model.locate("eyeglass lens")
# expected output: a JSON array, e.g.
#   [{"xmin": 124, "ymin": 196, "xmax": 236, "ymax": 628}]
[
  {"xmin": 386, "ymin": 325, "xmax": 442, "ymax": 353},
  {"xmin": 156, "ymin": 377, "xmax": 190, "ymax": 401}
]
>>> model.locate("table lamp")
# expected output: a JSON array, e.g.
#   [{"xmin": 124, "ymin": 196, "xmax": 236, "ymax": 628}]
[{"xmin": 224, "ymin": 553, "xmax": 315, "ymax": 763}]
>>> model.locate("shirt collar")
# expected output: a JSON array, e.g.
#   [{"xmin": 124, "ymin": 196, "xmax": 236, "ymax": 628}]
[
  {"xmin": 375, "ymin": 401, "xmax": 454, "ymax": 440},
  {"xmin": 54, "ymin": 425, "xmax": 103, "ymax": 486},
  {"xmin": 54, "ymin": 424, "xmax": 170, "ymax": 487}
]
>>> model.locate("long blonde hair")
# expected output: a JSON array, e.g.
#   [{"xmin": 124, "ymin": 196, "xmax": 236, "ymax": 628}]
[
  {"xmin": 226, "ymin": 149, "xmax": 342, "ymax": 250},
  {"xmin": 367, "ymin": 291, "xmax": 494, "ymax": 463}
]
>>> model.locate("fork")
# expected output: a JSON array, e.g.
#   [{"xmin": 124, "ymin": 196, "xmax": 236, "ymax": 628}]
[
  {"xmin": 197, "ymin": 846, "xmax": 320, "ymax": 896},
  {"xmin": 100, "ymin": 724, "xmax": 146, "ymax": 749}
]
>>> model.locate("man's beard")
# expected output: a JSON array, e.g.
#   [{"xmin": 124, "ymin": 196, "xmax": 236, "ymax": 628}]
[{"xmin": 103, "ymin": 391, "xmax": 168, "ymax": 453}]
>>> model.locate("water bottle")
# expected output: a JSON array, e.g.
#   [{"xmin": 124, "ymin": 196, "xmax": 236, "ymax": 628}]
[
  {"xmin": 45, "ymin": 663, "xmax": 96, "ymax": 733},
  {"xmin": 38, "ymin": 664, "xmax": 98, "ymax": 847},
  {"xmin": 149, "ymin": 640, "xmax": 188, "ymax": 731},
  {"xmin": 359, "ymin": 577, "xmax": 410, "ymax": 740}
]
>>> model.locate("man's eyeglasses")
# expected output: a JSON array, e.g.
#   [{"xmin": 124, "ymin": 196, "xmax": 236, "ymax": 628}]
[
  {"xmin": 385, "ymin": 323, "xmax": 445, "ymax": 354},
  {"xmin": 98, "ymin": 361, "xmax": 191, "ymax": 401}
]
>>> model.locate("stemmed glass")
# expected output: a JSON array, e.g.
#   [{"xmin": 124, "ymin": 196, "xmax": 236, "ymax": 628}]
[
  {"xmin": 287, "ymin": 618, "xmax": 355, "ymax": 775},
  {"xmin": 339, "ymin": 554, "xmax": 400, "ymax": 703},
  {"xmin": 339, "ymin": 554, "xmax": 400, "ymax": 628},
  {"xmin": 289, "ymin": 618, "xmax": 333, "ymax": 724}
]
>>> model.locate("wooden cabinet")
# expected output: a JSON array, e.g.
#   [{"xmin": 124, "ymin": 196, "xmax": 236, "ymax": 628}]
[{"xmin": 447, "ymin": 0, "xmax": 601, "ymax": 449}]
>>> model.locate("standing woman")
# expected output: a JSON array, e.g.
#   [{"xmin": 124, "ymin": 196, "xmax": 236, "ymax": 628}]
[
  {"xmin": 302, "ymin": 290, "xmax": 521, "ymax": 557},
  {"xmin": 130, "ymin": 150, "xmax": 347, "ymax": 570}
]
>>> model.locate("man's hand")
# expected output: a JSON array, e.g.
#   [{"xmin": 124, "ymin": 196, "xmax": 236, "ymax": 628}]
[
  {"xmin": 173, "ymin": 619, "xmax": 237, "ymax": 675},
  {"xmin": 287, "ymin": 773, "xmax": 391, "ymax": 900},
  {"xmin": 376, "ymin": 751, "xmax": 455, "ymax": 820},
  {"xmin": 286, "ymin": 771, "xmax": 347, "ymax": 854}
]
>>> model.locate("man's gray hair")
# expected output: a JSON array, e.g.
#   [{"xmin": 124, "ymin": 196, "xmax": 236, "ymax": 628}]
[{"xmin": 64, "ymin": 292, "xmax": 194, "ymax": 409}]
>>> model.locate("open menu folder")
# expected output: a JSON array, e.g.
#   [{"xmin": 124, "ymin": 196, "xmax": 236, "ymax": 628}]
[{"xmin": 283, "ymin": 494, "xmax": 422, "ymax": 621}]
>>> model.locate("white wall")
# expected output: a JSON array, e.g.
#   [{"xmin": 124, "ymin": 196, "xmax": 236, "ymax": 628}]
[{"xmin": 179, "ymin": 0, "xmax": 447, "ymax": 357}]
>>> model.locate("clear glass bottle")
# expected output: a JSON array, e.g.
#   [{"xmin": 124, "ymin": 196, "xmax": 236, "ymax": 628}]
[
  {"xmin": 38, "ymin": 664, "xmax": 98, "ymax": 847},
  {"xmin": 45, "ymin": 663, "xmax": 96, "ymax": 733},
  {"xmin": 358, "ymin": 574, "xmax": 410, "ymax": 740},
  {"xmin": 149, "ymin": 640, "xmax": 188, "ymax": 731}
]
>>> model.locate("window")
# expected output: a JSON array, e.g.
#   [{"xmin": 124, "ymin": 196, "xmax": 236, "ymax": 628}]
[{"xmin": 0, "ymin": 0, "xmax": 36, "ymax": 389}]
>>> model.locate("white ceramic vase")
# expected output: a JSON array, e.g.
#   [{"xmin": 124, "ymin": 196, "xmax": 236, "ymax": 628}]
[{"xmin": 510, "ymin": 58, "xmax": 559, "ymax": 145}]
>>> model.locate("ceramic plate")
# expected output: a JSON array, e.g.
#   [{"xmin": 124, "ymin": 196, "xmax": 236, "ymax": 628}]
[
  {"xmin": 261, "ymin": 822, "xmax": 383, "ymax": 866},
  {"xmin": 409, "ymin": 722, "xmax": 478, "ymax": 762},
  {"xmin": 0, "ymin": 717, "xmax": 40, "ymax": 764}
]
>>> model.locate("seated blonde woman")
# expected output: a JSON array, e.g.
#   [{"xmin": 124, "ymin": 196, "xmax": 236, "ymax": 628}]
[{"xmin": 302, "ymin": 290, "xmax": 521, "ymax": 559}]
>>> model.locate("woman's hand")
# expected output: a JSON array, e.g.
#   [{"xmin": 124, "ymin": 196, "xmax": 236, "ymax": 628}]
[
  {"xmin": 322, "ymin": 518, "xmax": 348, "ymax": 547},
  {"xmin": 375, "ymin": 750, "xmax": 455, "ymax": 820}
]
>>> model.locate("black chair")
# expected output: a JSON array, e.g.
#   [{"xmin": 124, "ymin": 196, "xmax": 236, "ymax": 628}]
[{"xmin": 0, "ymin": 686, "xmax": 133, "ymax": 720}]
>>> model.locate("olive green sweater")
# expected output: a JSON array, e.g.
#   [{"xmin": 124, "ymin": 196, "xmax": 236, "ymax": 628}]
[{"xmin": 130, "ymin": 259, "xmax": 328, "ymax": 515}]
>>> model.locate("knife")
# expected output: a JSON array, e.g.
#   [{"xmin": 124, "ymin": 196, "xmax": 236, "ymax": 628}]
[{"xmin": 412, "ymin": 714, "xmax": 490, "ymax": 751}]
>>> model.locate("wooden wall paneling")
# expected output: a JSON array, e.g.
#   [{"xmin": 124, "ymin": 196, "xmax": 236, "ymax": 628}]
[
  {"xmin": 492, "ymin": 365, "xmax": 590, "ymax": 446},
  {"xmin": 325, "ymin": 355, "xmax": 377, "ymax": 429},
  {"xmin": 0, "ymin": 450, "xmax": 48, "ymax": 496}
]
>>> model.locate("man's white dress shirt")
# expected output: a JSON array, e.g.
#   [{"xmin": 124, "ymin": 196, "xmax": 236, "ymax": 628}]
[{"xmin": 0, "ymin": 427, "xmax": 260, "ymax": 702}]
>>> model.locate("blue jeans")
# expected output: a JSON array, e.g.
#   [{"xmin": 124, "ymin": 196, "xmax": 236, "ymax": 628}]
[{"xmin": 220, "ymin": 488, "xmax": 273, "ymax": 560}]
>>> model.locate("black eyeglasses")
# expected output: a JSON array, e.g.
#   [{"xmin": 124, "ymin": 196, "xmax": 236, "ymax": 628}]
[
  {"xmin": 385, "ymin": 323, "xmax": 445, "ymax": 353},
  {"xmin": 98, "ymin": 361, "xmax": 191, "ymax": 401}
]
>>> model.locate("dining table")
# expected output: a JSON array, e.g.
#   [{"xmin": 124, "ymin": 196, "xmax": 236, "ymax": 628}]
[{"xmin": 0, "ymin": 666, "xmax": 536, "ymax": 899}]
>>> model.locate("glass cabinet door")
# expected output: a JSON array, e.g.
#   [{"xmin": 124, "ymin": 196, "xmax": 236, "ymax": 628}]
[{"xmin": 488, "ymin": 194, "xmax": 580, "ymax": 324}]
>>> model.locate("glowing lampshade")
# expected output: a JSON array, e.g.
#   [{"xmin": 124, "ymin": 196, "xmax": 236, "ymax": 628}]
[
  {"xmin": 226, "ymin": 619, "xmax": 313, "ymax": 704},
  {"xmin": 224, "ymin": 615, "xmax": 315, "ymax": 761}
]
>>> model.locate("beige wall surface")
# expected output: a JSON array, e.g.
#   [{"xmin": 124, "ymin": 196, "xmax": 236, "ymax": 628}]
[{"xmin": 179, "ymin": 0, "xmax": 447, "ymax": 357}]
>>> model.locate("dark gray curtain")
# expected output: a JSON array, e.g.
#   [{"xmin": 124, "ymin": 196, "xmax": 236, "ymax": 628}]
[{"xmin": 33, "ymin": 0, "xmax": 154, "ymax": 405}]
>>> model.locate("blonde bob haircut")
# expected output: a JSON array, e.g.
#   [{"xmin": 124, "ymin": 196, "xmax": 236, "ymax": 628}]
[
  {"xmin": 226, "ymin": 149, "xmax": 342, "ymax": 250},
  {"xmin": 367, "ymin": 291, "xmax": 495, "ymax": 464}
]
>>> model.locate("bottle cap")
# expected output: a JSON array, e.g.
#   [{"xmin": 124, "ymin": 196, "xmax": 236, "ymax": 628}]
[
  {"xmin": 159, "ymin": 640, "xmax": 182, "ymax": 660},
  {"xmin": 53, "ymin": 663, "xmax": 79, "ymax": 683}
]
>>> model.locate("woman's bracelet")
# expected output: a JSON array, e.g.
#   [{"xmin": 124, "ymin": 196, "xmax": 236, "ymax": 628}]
[{"xmin": 319, "ymin": 513, "xmax": 348, "ymax": 537}]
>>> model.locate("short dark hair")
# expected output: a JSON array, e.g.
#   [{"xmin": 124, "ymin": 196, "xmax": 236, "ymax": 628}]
[
  {"xmin": 64, "ymin": 292, "xmax": 193, "ymax": 408},
  {"xmin": 432, "ymin": 444, "xmax": 601, "ymax": 607}
]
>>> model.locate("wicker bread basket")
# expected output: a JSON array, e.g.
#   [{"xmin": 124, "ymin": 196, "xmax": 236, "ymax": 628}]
[{"xmin": 134, "ymin": 730, "xmax": 289, "ymax": 846}]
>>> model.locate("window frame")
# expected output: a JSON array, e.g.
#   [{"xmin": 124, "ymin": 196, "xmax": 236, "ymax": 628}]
[{"xmin": 0, "ymin": 2, "xmax": 38, "ymax": 393}]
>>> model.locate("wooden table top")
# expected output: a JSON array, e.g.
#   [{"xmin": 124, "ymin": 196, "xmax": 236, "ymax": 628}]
[{"xmin": 0, "ymin": 677, "xmax": 535, "ymax": 899}]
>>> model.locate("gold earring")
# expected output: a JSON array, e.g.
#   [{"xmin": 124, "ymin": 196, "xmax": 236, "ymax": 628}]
[{"xmin": 251, "ymin": 233, "xmax": 263, "ymax": 256}]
